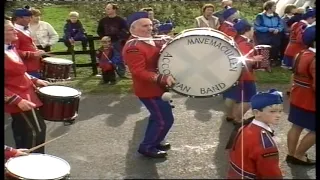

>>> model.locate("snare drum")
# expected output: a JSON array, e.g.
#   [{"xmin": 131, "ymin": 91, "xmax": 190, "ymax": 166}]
[
  {"xmin": 253, "ymin": 45, "xmax": 271, "ymax": 70},
  {"xmin": 158, "ymin": 28, "xmax": 243, "ymax": 98},
  {"xmin": 41, "ymin": 57, "xmax": 73, "ymax": 80},
  {"xmin": 37, "ymin": 86, "xmax": 81, "ymax": 122},
  {"xmin": 5, "ymin": 153, "xmax": 71, "ymax": 180}
]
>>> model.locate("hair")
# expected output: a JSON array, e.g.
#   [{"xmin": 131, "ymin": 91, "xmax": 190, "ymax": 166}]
[
  {"xmin": 5, "ymin": 15, "xmax": 11, "ymax": 21},
  {"xmin": 296, "ymin": 7, "xmax": 305, "ymax": 14},
  {"xmin": 263, "ymin": 0, "xmax": 276, "ymax": 11},
  {"xmin": 101, "ymin": 36, "xmax": 111, "ymax": 42},
  {"xmin": 5, "ymin": 19, "xmax": 11, "ymax": 26},
  {"xmin": 30, "ymin": 8, "xmax": 41, "ymax": 16},
  {"xmin": 284, "ymin": 4, "xmax": 297, "ymax": 14},
  {"xmin": 141, "ymin": 7, "xmax": 153, "ymax": 12},
  {"xmin": 106, "ymin": 3, "xmax": 119, "ymax": 10},
  {"xmin": 202, "ymin": 4, "xmax": 215, "ymax": 13},
  {"xmin": 69, "ymin": 11, "xmax": 79, "ymax": 17}
]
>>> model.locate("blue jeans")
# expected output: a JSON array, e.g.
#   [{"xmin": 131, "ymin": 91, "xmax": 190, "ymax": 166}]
[
  {"xmin": 139, "ymin": 97, "xmax": 174, "ymax": 151},
  {"xmin": 112, "ymin": 41, "xmax": 126, "ymax": 77}
]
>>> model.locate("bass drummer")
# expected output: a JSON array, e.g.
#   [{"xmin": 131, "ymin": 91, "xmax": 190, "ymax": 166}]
[
  {"xmin": 222, "ymin": 19, "xmax": 264, "ymax": 125},
  {"xmin": 5, "ymin": 19, "xmax": 49, "ymax": 154}
]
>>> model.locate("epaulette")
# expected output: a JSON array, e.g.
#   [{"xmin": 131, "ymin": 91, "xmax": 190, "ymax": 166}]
[
  {"xmin": 126, "ymin": 38, "xmax": 139, "ymax": 47},
  {"xmin": 260, "ymin": 130, "xmax": 276, "ymax": 149}
]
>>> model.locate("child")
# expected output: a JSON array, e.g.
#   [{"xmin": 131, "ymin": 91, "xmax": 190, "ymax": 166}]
[
  {"xmin": 222, "ymin": 19, "xmax": 263, "ymax": 125},
  {"xmin": 226, "ymin": 89, "xmax": 283, "ymax": 179},
  {"xmin": 96, "ymin": 36, "xmax": 116, "ymax": 85},
  {"xmin": 63, "ymin": 11, "xmax": 88, "ymax": 52}
]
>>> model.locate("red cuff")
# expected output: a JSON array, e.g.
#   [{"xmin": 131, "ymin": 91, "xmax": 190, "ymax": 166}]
[
  {"xmin": 7, "ymin": 95, "xmax": 23, "ymax": 105},
  {"xmin": 5, "ymin": 148, "xmax": 17, "ymax": 160}
]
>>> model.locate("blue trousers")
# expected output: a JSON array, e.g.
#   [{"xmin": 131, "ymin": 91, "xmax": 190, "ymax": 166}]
[
  {"xmin": 139, "ymin": 97, "xmax": 174, "ymax": 151},
  {"xmin": 112, "ymin": 41, "xmax": 126, "ymax": 77}
]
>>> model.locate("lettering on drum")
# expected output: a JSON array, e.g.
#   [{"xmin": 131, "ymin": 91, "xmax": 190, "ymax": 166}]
[
  {"xmin": 187, "ymin": 38, "xmax": 238, "ymax": 71},
  {"xmin": 158, "ymin": 30, "xmax": 242, "ymax": 97}
]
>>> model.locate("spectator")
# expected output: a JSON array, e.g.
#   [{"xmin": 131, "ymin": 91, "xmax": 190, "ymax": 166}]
[
  {"xmin": 29, "ymin": 8, "xmax": 59, "ymax": 52},
  {"xmin": 254, "ymin": 0, "xmax": 284, "ymax": 67},
  {"xmin": 195, "ymin": 4, "xmax": 220, "ymax": 29},
  {"xmin": 96, "ymin": 36, "xmax": 118, "ymax": 85},
  {"xmin": 141, "ymin": 7, "xmax": 160, "ymax": 35},
  {"xmin": 287, "ymin": 7, "xmax": 305, "ymax": 27},
  {"xmin": 63, "ymin": 11, "xmax": 88, "ymax": 52},
  {"xmin": 97, "ymin": 3, "xmax": 129, "ymax": 78},
  {"xmin": 213, "ymin": 0, "xmax": 233, "ymax": 23},
  {"xmin": 280, "ymin": 4, "xmax": 297, "ymax": 62}
]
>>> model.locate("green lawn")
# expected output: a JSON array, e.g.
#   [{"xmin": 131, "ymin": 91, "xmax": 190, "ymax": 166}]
[{"xmin": 37, "ymin": 5, "xmax": 291, "ymax": 94}]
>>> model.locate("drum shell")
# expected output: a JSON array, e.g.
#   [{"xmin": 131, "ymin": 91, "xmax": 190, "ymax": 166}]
[
  {"xmin": 40, "ymin": 61, "xmax": 72, "ymax": 80},
  {"xmin": 253, "ymin": 47, "xmax": 271, "ymax": 69},
  {"xmin": 37, "ymin": 91, "xmax": 80, "ymax": 121}
]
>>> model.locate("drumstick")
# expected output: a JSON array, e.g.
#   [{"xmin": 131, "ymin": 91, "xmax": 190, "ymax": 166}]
[
  {"xmin": 27, "ymin": 94, "xmax": 41, "ymax": 132},
  {"xmin": 26, "ymin": 133, "xmax": 69, "ymax": 153}
]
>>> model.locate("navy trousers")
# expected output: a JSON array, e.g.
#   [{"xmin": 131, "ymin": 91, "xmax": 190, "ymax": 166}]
[{"xmin": 139, "ymin": 97, "xmax": 174, "ymax": 151}]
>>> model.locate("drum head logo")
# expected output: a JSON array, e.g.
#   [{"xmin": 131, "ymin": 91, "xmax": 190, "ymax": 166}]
[{"xmin": 158, "ymin": 31, "xmax": 242, "ymax": 98}]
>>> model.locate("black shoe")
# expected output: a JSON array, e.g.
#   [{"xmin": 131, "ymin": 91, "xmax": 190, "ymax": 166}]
[
  {"xmin": 286, "ymin": 155, "xmax": 315, "ymax": 166},
  {"xmin": 226, "ymin": 117, "xmax": 234, "ymax": 122},
  {"xmin": 156, "ymin": 142, "xmax": 171, "ymax": 151},
  {"xmin": 138, "ymin": 149, "xmax": 167, "ymax": 158}
]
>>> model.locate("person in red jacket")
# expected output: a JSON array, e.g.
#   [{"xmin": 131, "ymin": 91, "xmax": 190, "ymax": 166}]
[
  {"xmin": 223, "ymin": 19, "xmax": 263, "ymax": 125},
  {"xmin": 122, "ymin": 12, "xmax": 175, "ymax": 158},
  {"xmin": 11, "ymin": 8, "xmax": 46, "ymax": 78},
  {"xmin": 5, "ymin": 19, "xmax": 48, "ymax": 154},
  {"xmin": 286, "ymin": 25, "xmax": 316, "ymax": 166},
  {"xmin": 218, "ymin": 7, "xmax": 239, "ymax": 38},
  {"xmin": 5, "ymin": 145, "xmax": 29, "ymax": 161},
  {"xmin": 226, "ymin": 89, "xmax": 283, "ymax": 179}
]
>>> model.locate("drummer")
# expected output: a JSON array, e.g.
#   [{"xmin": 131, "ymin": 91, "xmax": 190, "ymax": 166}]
[
  {"xmin": 218, "ymin": 7, "xmax": 239, "ymax": 39},
  {"xmin": 5, "ymin": 145, "xmax": 29, "ymax": 161},
  {"xmin": 5, "ymin": 19, "xmax": 48, "ymax": 154},
  {"xmin": 222, "ymin": 19, "xmax": 264, "ymax": 125},
  {"xmin": 11, "ymin": 8, "xmax": 47, "ymax": 78}
]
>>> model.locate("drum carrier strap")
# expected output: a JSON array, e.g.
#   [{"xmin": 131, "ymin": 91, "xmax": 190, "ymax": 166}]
[{"xmin": 293, "ymin": 50, "xmax": 313, "ymax": 79}]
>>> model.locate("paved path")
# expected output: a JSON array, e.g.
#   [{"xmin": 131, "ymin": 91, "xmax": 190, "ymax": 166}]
[{"xmin": 5, "ymin": 85, "xmax": 315, "ymax": 179}]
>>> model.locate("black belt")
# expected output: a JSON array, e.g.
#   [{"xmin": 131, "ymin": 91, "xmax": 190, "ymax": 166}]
[{"xmin": 293, "ymin": 79, "xmax": 311, "ymax": 88}]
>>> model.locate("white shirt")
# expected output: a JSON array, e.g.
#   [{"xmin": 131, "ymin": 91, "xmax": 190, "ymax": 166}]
[
  {"xmin": 251, "ymin": 119, "xmax": 273, "ymax": 134},
  {"xmin": 29, "ymin": 21, "xmax": 59, "ymax": 47},
  {"xmin": 309, "ymin": 47, "xmax": 316, "ymax": 53},
  {"xmin": 131, "ymin": 34, "xmax": 155, "ymax": 46},
  {"xmin": 14, "ymin": 23, "xmax": 31, "ymax": 37}
]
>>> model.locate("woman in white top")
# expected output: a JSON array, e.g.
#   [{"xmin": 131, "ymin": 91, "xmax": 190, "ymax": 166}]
[
  {"xmin": 195, "ymin": 4, "xmax": 220, "ymax": 29},
  {"xmin": 29, "ymin": 8, "xmax": 59, "ymax": 52}
]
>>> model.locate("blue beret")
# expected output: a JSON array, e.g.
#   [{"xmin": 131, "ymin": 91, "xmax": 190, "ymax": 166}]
[
  {"xmin": 127, "ymin": 12, "xmax": 149, "ymax": 28},
  {"xmin": 251, "ymin": 89, "xmax": 283, "ymax": 110},
  {"xmin": 302, "ymin": 25, "xmax": 316, "ymax": 46},
  {"xmin": 302, "ymin": 9, "xmax": 316, "ymax": 19},
  {"xmin": 223, "ymin": 7, "xmax": 237, "ymax": 20},
  {"xmin": 158, "ymin": 23, "xmax": 173, "ymax": 33},
  {"xmin": 13, "ymin": 8, "xmax": 32, "ymax": 17},
  {"xmin": 233, "ymin": 19, "xmax": 252, "ymax": 33}
]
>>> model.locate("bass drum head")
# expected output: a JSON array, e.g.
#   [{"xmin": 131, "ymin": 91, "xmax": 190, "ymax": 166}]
[
  {"xmin": 43, "ymin": 57, "xmax": 73, "ymax": 65},
  {"xmin": 158, "ymin": 28, "xmax": 242, "ymax": 98},
  {"xmin": 39, "ymin": 86, "xmax": 81, "ymax": 97},
  {"xmin": 5, "ymin": 153, "xmax": 70, "ymax": 180}
]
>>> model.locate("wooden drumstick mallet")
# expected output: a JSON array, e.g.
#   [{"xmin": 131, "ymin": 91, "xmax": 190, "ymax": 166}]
[
  {"xmin": 27, "ymin": 94, "xmax": 41, "ymax": 132},
  {"xmin": 26, "ymin": 133, "xmax": 69, "ymax": 153}
]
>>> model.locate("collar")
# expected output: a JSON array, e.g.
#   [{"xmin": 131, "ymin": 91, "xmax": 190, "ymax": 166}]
[
  {"xmin": 224, "ymin": 21, "xmax": 234, "ymax": 26},
  {"xmin": 300, "ymin": 20, "xmax": 309, "ymax": 25},
  {"xmin": 309, "ymin": 47, "xmax": 316, "ymax": 53},
  {"xmin": 252, "ymin": 119, "xmax": 273, "ymax": 134},
  {"xmin": 4, "ymin": 44, "xmax": 14, "ymax": 51},
  {"xmin": 14, "ymin": 24, "xmax": 29, "ymax": 31},
  {"xmin": 240, "ymin": 35, "xmax": 250, "ymax": 42}
]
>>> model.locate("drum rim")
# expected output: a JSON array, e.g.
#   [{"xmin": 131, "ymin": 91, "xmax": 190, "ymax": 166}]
[
  {"xmin": 43, "ymin": 57, "xmax": 73, "ymax": 65},
  {"xmin": 158, "ymin": 28, "xmax": 243, "ymax": 98},
  {"xmin": 5, "ymin": 153, "xmax": 71, "ymax": 180},
  {"xmin": 254, "ymin": 45, "xmax": 272, "ymax": 48},
  {"xmin": 38, "ymin": 85, "xmax": 82, "ymax": 98}
]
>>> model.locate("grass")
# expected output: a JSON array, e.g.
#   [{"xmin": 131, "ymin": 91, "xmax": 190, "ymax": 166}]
[{"xmin": 33, "ymin": 4, "xmax": 291, "ymax": 94}]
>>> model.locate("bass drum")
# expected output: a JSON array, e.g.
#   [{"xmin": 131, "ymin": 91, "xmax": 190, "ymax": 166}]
[{"xmin": 158, "ymin": 28, "xmax": 243, "ymax": 98}]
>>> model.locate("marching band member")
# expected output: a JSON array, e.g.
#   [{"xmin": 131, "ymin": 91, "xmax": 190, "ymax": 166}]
[
  {"xmin": 195, "ymin": 4, "xmax": 220, "ymax": 29},
  {"xmin": 5, "ymin": 145, "xmax": 29, "ymax": 161},
  {"xmin": 122, "ymin": 12, "xmax": 175, "ymax": 158},
  {"xmin": 226, "ymin": 89, "xmax": 283, "ymax": 179},
  {"xmin": 286, "ymin": 25, "xmax": 316, "ymax": 166},
  {"xmin": 218, "ymin": 7, "xmax": 239, "ymax": 38},
  {"xmin": 222, "ymin": 19, "xmax": 263, "ymax": 125},
  {"xmin": 283, "ymin": 8, "xmax": 316, "ymax": 69},
  {"xmin": 5, "ymin": 19, "xmax": 48, "ymax": 154},
  {"xmin": 11, "ymin": 8, "xmax": 46, "ymax": 78}
]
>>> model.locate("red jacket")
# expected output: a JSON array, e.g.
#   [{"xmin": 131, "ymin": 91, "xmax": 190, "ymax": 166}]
[
  {"xmin": 235, "ymin": 35, "xmax": 255, "ymax": 81},
  {"xmin": 5, "ymin": 48, "xmax": 43, "ymax": 114},
  {"xmin": 5, "ymin": 145, "xmax": 18, "ymax": 160},
  {"xmin": 284, "ymin": 21, "xmax": 308, "ymax": 57},
  {"xmin": 96, "ymin": 47, "xmax": 114, "ymax": 72},
  {"xmin": 219, "ymin": 21, "xmax": 237, "ymax": 39},
  {"xmin": 13, "ymin": 29, "xmax": 41, "ymax": 72},
  {"xmin": 227, "ymin": 122, "xmax": 282, "ymax": 179},
  {"xmin": 122, "ymin": 36, "xmax": 167, "ymax": 98},
  {"xmin": 290, "ymin": 48, "xmax": 316, "ymax": 111}
]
